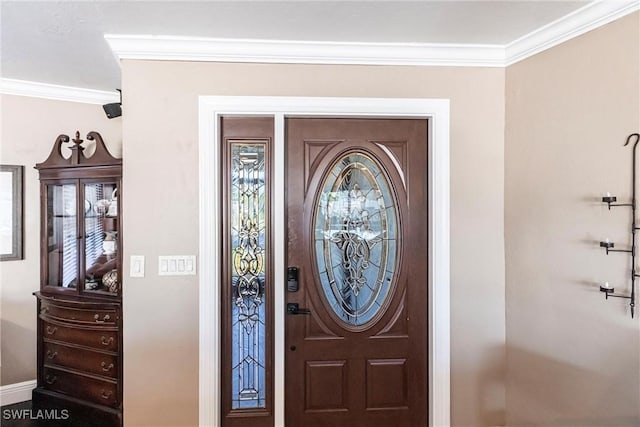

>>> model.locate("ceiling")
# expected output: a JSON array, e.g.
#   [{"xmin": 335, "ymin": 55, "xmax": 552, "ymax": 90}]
[{"xmin": 1, "ymin": 1, "xmax": 593, "ymax": 92}]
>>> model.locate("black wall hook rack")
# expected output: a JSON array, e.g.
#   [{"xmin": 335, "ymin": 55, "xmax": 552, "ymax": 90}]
[{"xmin": 599, "ymin": 132, "xmax": 640, "ymax": 318}]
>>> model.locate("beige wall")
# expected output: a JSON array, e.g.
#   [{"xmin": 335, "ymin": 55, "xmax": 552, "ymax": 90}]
[
  {"xmin": 4, "ymin": 13, "xmax": 637, "ymax": 426},
  {"xmin": 505, "ymin": 12, "xmax": 640, "ymax": 426},
  {"xmin": 0, "ymin": 94, "xmax": 122, "ymax": 385},
  {"xmin": 121, "ymin": 62, "xmax": 506, "ymax": 426}
]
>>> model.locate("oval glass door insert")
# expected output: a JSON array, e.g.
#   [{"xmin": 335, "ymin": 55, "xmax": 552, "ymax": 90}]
[{"xmin": 313, "ymin": 151, "xmax": 399, "ymax": 327}]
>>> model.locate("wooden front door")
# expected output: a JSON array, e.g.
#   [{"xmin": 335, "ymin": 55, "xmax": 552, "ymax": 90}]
[{"xmin": 285, "ymin": 118, "xmax": 428, "ymax": 427}]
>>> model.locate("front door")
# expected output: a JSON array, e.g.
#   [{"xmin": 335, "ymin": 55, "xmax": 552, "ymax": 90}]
[{"xmin": 285, "ymin": 118, "xmax": 428, "ymax": 426}]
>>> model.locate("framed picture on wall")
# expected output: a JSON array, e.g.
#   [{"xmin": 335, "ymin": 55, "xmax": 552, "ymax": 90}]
[{"xmin": 0, "ymin": 165, "xmax": 24, "ymax": 261}]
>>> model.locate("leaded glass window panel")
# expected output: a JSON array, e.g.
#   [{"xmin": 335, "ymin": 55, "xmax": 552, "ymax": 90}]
[
  {"xmin": 313, "ymin": 152, "xmax": 399, "ymax": 327},
  {"xmin": 230, "ymin": 143, "xmax": 267, "ymax": 409}
]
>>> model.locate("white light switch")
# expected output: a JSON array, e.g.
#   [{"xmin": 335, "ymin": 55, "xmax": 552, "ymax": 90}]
[
  {"xmin": 158, "ymin": 255, "xmax": 197, "ymax": 276},
  {"xmin": 130, "ymin": 255, "xmax": 145, "ymax": 278}
]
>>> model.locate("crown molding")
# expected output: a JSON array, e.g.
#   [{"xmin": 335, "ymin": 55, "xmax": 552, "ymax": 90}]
[
  {"xmin": 105, "ymin": 35, "xmax": 505, "ymax": 67},
  {"xmin": 0, "ymin": 78, "xmax": 120, "ymax": 104},
  {"xmin": 106, "ymin": 1, "xmax": 638, "ymax": 69},
  {"xmin": 506, "ymin": 0, "xmax": 640, "ymax": 65},
  {"xmin": 3, "ymin": 1, "xmax": 637, "ymax": 98}
]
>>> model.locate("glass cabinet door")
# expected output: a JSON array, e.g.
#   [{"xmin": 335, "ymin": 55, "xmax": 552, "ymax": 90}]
[
  {"xmin": 83, "ymin": 182, "xmax": 119, "ymax": 295},
  {"xmin": 46, "ymin": 183, "xmax": 78, "ymax": 288}
]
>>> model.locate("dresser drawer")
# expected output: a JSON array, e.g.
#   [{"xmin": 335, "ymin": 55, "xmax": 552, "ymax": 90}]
[
  {"xmin": 44, "ymin": 342, "xmax": 118, "ymax": 379},
  {"xmin": 40, "ymin": 302, "xmax": 117, "ymax": 326},
  {"xmin": 43, "ymin": 321, "xmax": 118, "ymax": 352},
  {"xmin": 42, "ymin": 366, "xmax": 118, "ymax": 408}
]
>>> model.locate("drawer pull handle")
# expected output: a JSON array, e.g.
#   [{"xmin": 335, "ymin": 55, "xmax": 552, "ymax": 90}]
[
  {"xmin": 46, "ymin": 351, "xmax": 58, "ymax": 360},
  {"xmin": 94, "ymin": 314, "xmax": 111, "ymax": 323},
  {"xmin": 46, "ymin": 326, "xmax": 57, "ymax": 335},
  {"xmin": 101, "ymin": 390, "xmax": 113, "ymax": 400},
  {"xmin": 100, "ymin": 336, "xmax": 114, "ymax": 346},
  {"xmin": 45, "ymin": 375, "xmax": 57, "ymax": 385},
  {"xmin": 101, "ymin": 362, "xmax": 114, "ymax": 372}
]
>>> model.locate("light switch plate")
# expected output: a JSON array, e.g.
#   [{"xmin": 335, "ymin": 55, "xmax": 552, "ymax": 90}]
[
  {"xmin": 158, "ymin": 255, "xmax": 197, "ymax": 276},
  {"xmin": 130, "ymin": 255, "xmax": 145, "ymax": 278}
]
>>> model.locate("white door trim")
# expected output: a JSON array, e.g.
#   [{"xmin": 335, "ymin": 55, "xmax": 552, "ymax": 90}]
[{"xmin": 198, "ymin": 96, "xmax": 450, "ymax": 427}]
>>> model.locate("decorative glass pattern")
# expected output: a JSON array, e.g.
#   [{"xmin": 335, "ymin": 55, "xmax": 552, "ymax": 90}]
[
  {"xmin": 230, "ymin": 144, "xmax": 267, "ymax": 409},
  {"xmin": 314, "ymin": 152, "xmax": 399, "ymax": 327}
]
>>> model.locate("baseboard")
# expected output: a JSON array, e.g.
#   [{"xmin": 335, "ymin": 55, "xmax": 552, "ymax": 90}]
[{"xmin": 0, "ymin": 380, "xmax": 36, "ymax": 406}]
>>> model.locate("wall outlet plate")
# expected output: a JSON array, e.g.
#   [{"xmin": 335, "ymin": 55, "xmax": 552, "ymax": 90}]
[{"xmin": 158, "ymin": 255, "xmax": 196, "ymax": 276}]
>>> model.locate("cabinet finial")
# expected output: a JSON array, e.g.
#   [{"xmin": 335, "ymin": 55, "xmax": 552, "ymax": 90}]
[{"xmin": 70, "ymin": 130, "xmax": 85, "ymax": 165}]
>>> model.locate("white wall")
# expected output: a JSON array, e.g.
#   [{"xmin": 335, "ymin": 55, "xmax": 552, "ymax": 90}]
[{"xmin": 505, "ymin": 12, "xmax": 640, "ymax": 426}]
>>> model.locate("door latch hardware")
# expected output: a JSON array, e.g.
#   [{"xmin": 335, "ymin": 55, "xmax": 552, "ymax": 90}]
[
  {"xmin": 287, "ymin": 267, "xmax": 299, "ymax": 292},
  {"xmin": 287, "ymin": 303, "xmax": 311, "ymax": 315}
]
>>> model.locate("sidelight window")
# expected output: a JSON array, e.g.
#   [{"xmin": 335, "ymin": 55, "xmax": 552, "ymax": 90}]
[{"xmin": 229, "ymin": 143, "xmax": 267, "ymax": 409}]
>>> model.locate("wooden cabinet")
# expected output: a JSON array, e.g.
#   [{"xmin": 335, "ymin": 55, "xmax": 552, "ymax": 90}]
[{"xmin": 33, "ymin": 131, "xmax": 122, "ymax": 426}]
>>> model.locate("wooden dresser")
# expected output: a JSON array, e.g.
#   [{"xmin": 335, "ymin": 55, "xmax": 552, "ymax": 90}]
[{"xmin": 32, "ymin": 131, "xmax": 122, "ymax": 426}]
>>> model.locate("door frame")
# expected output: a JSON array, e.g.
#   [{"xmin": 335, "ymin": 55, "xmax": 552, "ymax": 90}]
[{"xmin": 198, "ymin": 96, "xmax": 450, "ymax": 427}]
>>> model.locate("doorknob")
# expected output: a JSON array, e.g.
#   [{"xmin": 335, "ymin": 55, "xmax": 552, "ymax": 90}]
[{"xmin": 287, "ymin": 303, "xmax": 311, "ymax": 315}]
